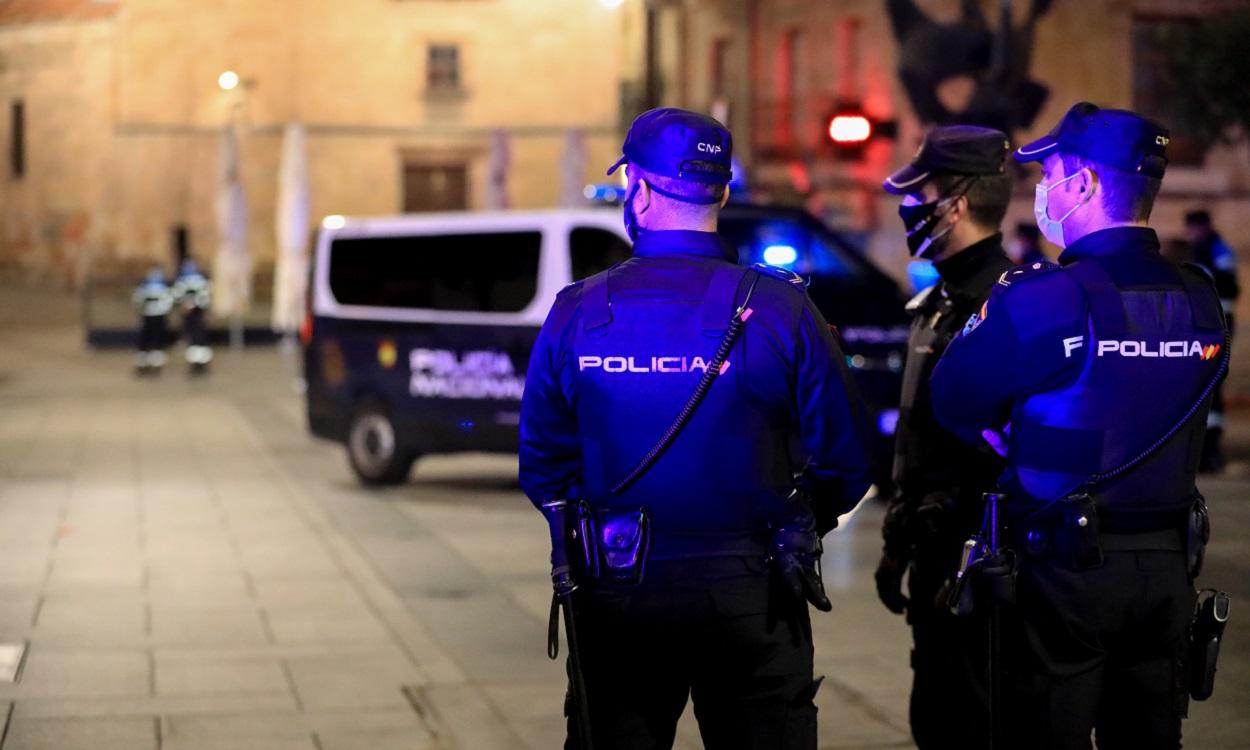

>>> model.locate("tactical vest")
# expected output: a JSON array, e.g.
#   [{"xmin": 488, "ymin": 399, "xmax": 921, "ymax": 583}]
[
  {"xmin": 893, "ymin": 281, "xmax": 1005, "ymax": 497},
  {"xmin": 569, "ymin": 262, "xmax": 793, "ymax": 540},
  {"xmin": 1010, "ymin": 260, "xmax": 1225, "ymax": 522}
]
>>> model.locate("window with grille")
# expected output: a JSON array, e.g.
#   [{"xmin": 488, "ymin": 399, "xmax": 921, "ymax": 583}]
[{"xmin": 427, "ymin": 44, "xmax": 461, "ymax": 92}]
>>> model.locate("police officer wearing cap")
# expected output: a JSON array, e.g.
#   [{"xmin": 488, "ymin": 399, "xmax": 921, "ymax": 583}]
[
  {"xmin": 931, "ymin": 102, "xmax": 1227, "ymax": 748},
  {"xmin": 1184, "ymin": 209, "xmax": 1239, "ymax": 471},
  {"xmin": 519, "ymin": 108, "xmax": 872, "ymax": 749},
  {"xmin": 876, "ymin": 125, "xmax": 1015, "ymax": 749}
]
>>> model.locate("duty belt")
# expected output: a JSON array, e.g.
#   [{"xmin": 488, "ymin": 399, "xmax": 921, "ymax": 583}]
[
  {"xmin": 646, "ymin": 530, "xmax": 770, "ymax": 561},
  {"xmin": 1012, "ymin": 520, "xmax": 1185, "ymax": 570}
]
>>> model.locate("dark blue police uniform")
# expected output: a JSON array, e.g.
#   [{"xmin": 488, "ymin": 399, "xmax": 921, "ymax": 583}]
[
  {"xmin": 879, "ymin": 125, "xmax": 1016, "ymax": 750},
  {"xmin": 929, "ymin": 104, "xmax": 1226, "ymax": 749},
  {"xmin": 520, "ymin": 108, "xmax": 872, "ymax": 750}
]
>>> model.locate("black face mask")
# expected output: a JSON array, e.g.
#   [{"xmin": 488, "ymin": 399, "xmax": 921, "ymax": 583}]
[
  {"xmin": 898, "ymin": 184, "xmax": 969, "ymax": 258},
  {"xmin": 623, "ymin": 177, "xmax": 726, "ymax": 242},
  {"xmin": 623, "ymin": 181, "xmax": 646, "ymax": 242},
  {"xmin": 899, "ymin": 200, "xmax": 943, "ymax": 257}
]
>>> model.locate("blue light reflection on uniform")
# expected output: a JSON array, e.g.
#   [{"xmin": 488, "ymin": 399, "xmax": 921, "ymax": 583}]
[
  {"xmin": 907, "ymin": 259, "xmax": 941, "ymax": 294},
  {"xmin": 877, "ymin": 408, "xmax": 899, "ymax": 436},
  {"xmin": 457, "ymin": 419, "xmax": 475, "ymax": 431},
  {"xmin": 762, "ymin": 244, "xmax": 798, "ymax": 267}
]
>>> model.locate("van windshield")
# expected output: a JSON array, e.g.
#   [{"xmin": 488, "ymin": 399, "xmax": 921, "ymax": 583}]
[
  {"xmin": 717, "ymin": 215, "xmax": 862, "ymax": 280},
  {"xmin": 328, "ymin": 231, "xmax": 541, "ymax": 312}
]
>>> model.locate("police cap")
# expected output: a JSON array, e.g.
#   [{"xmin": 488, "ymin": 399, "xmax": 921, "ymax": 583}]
[
  {"xmin": 883, "ymin": 125, "xmax": 1010, "ymax": 195},
  {"xmin": 1014, "ymin": 101, "xmax": 1169, "ymax": 178},
  {"xmin": 607, "ymin": 108, "xmax": 733, "ymax": 185}
]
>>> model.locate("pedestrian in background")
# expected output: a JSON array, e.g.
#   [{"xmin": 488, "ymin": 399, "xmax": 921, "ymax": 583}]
[
  {"xmin": 1010, "ymin": 222, "xmax": 1047, "ymax": 265},
  {"xmin": 172, "ymin": 258, "xmax": 214, "ymax": 375},
  {"xmin": 1185, "ymin": 209, "xmax": 1239, "ymax": 471},
  {"xmin": 133, "ymin": 266, "xmax": 173, "ymax": 376}
]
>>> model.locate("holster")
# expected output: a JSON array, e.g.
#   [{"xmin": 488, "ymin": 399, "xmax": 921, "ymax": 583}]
[
  {"xmin": 1060, "ymin": 493, "xmax": 1105, "ymax": 571},
  {"xmin": 1016, "ymin": 493, "xmax": 1105, "ymax": 571},
  {"xmin": 1188, "ymin": 589, "xmax": 1231, "ymax": 701},
  {"xmin": 945, "ymin": 543, "xmax": 1017, "ymax": 616},
  {"xmin": 573, "ymin": 501, "xmax": 600, "ymax": 580},
  {"xmin": 946, "ymin": 538, "xmax": 984, "ymax": 617},
  {"xmin": 573, "ymin": 505, "xmax": 651, "ymax": 586},
  {"xmin": 1186, "ymin": 491, "xmax": 1210, "ymax": 580}
]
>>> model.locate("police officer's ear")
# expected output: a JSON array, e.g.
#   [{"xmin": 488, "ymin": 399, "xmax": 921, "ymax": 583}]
[
  {"xmin": 1075, "ymin": 166, "xmax": 1098, "ymax": 205},
  {"xmin": 718, "ymin": 184, "xmax": 731, "ymax": 209},
  {"xmin": 947, "ymin": 193, "xmax": 968, "ymax": 224},
  {"xmin": 635, "ymin": 178, "xmax": 653, "ymax": 214}
]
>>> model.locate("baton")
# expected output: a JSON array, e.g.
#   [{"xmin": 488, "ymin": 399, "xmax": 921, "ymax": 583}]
[{"xmin": 542, "ymin": 499, "xmax": 594, "ymax": 750}]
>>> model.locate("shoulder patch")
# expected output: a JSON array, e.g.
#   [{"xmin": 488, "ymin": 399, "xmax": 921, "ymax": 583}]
[
  {"xmin": 904, "ymin": 285, "xmax": 937, "ymax": 313},
  {"xmin": 961, "ymin": 300, "xmax": 989, "ymax": 335},
  {"xmin": 996, "ymin": 260, "xmax": 1061, "ymax": 290},
  {"xmin": 752, "ymin": 263, "xmax": 807, "ymax": 290}
]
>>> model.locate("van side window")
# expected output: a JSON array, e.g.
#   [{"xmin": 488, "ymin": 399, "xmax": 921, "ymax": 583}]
[
  {"xmin": 570, "ymin": 227, "xmax": 632, "ymax": 281},
  {"xmin": 329, "ymin": 232, "xmax": 541, "ymax": 312}
]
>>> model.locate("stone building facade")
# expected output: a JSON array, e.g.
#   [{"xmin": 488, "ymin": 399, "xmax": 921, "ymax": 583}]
[
  {"xmin": 662, "ymin": 0, "xmax": 1250, "ymax": 282},
  {"xmin": 0, "ymin": 0, "xmax": 641, "ymax": 285},
  {"xmin": 4, "ymin": 0, "xmax": 1249, "ymax": 295}
]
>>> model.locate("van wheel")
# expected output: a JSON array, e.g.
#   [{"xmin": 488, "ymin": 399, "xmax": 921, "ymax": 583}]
[{"xmin": 346, "ymin": 404, "xmax": 414, "ymax": 485}]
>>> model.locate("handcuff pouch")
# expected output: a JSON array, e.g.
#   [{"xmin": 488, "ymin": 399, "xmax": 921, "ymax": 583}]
[{"xmin": 597, "ymin": 508, "xmax": 651, "ymax": 586}]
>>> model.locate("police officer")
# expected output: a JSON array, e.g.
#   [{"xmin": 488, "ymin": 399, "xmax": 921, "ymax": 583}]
[
  {"xmin": 172, "ymin": 258, "xmax": 213, "ymax": 375},
  {"xmin": 930, "ymin": 102, "xmax": 1226, "ymax": 748},
  {"xmin": 1184, "ymin": 209, "xmax": 1239, "ymax": 471},
  {"xmin": 133, "ymin": 266, "xmax": 173, "ymax": 376},
  {"xmin": 519, "ymin": 108, "xmax": 872, "ymax": 750},
  {"xmin": 876, "ymin": 125, "xmax": 1015, "ymax": 749}
]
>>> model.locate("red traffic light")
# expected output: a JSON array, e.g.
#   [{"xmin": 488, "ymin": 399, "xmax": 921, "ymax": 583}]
[{"xmin": 827, "ymin": 113, "xmax": 872, "ymax": 144}]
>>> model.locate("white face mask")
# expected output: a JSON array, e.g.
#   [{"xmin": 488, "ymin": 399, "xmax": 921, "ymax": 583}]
[{"xmin": 1033, "ymin": 172, "xmax": 1083, "ymax": 248}]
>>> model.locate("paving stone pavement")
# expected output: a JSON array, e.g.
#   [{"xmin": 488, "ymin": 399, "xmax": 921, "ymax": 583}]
[{"xmin": 1, "ymin": 285, "xmax": 1248, "ymax": 749}]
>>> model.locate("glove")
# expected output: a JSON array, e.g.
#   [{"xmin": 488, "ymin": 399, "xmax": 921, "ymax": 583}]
[
  {"xmin": 975, "ymin": 550, "xmax": 1017, "ymax": 605},
  {"xmin": 772, "ymin": 515, "xmax": 833, "ymax": 612},
  {"xmin": 874, "ymin": 554, "xmax": 909, "ymax": 615},
  {"xmin": 881, "ymin": 499, "xmax": 914, "ymax": 559},
  {"xmin": 911, "ymin": 491, "xmax": 954, "ymax": 540}
]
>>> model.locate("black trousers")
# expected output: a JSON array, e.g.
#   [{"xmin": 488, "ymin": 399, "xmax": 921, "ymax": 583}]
[
  {"xmin": 138, "ymin": 315, "xmax": 167, "ymax": 352},
  {"xmin": 906, "ymin": 547, "xmax": 991, "ymax": 750},
  {"xmin": 183, "ymin": 307, "xmax": 207, "ymax": 347},
  {"xmin": 1002, "ymin": 550, "xmax": 1195, "ymax": 750},
  {"xmin": 565, "ymin": 556, "xmax": 819, "ymax": 750}
]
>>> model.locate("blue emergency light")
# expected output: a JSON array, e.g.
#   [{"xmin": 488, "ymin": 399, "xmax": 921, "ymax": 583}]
[
  {"xmin": 584, "ymin": 183, "xmax": 628, "ymax": 206},
  {"xmin": 762, "ymin": 244, "xmax": 798, "ymax": 267}
]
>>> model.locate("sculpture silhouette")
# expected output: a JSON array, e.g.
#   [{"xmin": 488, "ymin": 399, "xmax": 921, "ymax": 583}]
[{"xmin": 887, "ymin": 0, "xmax": 1053, "ymax": 133}]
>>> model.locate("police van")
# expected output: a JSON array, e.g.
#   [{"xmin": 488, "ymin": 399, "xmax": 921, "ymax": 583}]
[{"xmin": 304, "ymin": 206, "xmax": 907, "ymax": 486}]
